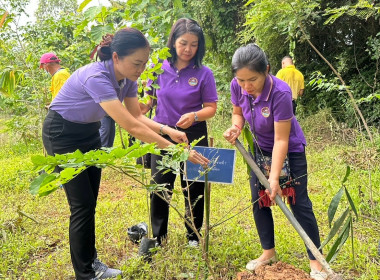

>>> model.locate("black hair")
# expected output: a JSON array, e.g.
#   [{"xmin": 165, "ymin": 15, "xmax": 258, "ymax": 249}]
[
  {"xmin": 231, "ymin": 43, "xmax": 270, "ymax": 75},
  {"xmin": 167, "ymin": 18, "xmax": 205, "ymax": 68},
  {"xmin": 97, "ymin": 28, "xmax": 150, "ymax": 61},
  {"xmin": 282, "ymin": 55, "xmax": 293, "ymax": 64}
]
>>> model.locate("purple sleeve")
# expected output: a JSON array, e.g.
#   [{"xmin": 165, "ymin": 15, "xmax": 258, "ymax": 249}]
[
  {"xmin": 230, "ymin": 78, "xmax": 241, "ymax": 106},
  {"xmin": 200, "ymin": 69, "xmax": 218, "ymax": 103},
  {"xmin": 272, "ymin": 89, "xmax": 293, "ymax": 122},
  {"xmin": 82, "ymin": 74, "xmax": 118, "ymax": 103},
  {"xmin": 123, "ymin": 81, "xmax": 138, "ymax": 98}
]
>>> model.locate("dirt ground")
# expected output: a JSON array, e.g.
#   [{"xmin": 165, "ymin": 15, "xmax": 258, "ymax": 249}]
[{"xmin": 235, "ymin": 261, "xmax": 313, "ymax": 280}]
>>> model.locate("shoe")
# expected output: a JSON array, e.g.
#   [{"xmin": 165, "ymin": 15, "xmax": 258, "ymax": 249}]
[
  {"xmin": 188, "ymin": 240, "xmax": 199, "ymax": 247},
  {"xmin": 246, "ymin": 254, "xmax": 278, "ymax": 271},
  {"xmin": 92, "ymin": 258, "xmax": 122, "ymax": 279},
  {"xmin": 310, "ymin": 269, "xmax": 328, "ymax": 280}
]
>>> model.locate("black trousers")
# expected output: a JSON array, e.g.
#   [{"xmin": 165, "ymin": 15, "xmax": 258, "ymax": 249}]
[
  {"xmin": 42, "ymin": 110, "xmax": 101, "ymax": 280},
  {"xmin": 150, "ymin": 121, "xmax": 208, "ymax": 243},
  {"xmin": 292, "ymin": 100, "xmax": 297, "ymax": 115},
  {"xmin": 249, "ymin": 149, "xmax": 321, "ymax": 260},
  {"xmin": 99, "ymin": 115, "xmax": 116, "ymax": 148}
]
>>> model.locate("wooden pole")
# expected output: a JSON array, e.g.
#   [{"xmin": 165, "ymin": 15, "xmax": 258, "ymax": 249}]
[{"xmin": 204, "ymin": 137, "xmax": 213, "ymax": 278}]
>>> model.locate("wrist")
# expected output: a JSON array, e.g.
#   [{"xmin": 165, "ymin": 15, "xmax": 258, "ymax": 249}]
[
  {"xmin": 159, "ymin": 124, "xmax": 167, "ymax": 135},
  {"xmin": 233, "ymin": 124, "xmax": 242, "ymax": 132},
  {"xmin": 193, "ymin": 112, "xmax": 199, "ymax": 122}
]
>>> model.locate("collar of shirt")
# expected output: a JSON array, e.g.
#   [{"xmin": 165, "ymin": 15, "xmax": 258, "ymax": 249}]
[
  {"xmin": 239, "ymin": 75, "xmax": 273, "ymax": 104},
  {"xmin": 104, "ymin": 59, "xmax": 126, "ymax": 90},
  {"xmin": 285, "ymin": 65, "xmax": 296, "ymax": 69},
  {"xmin": 166, "ymin": 59, "xmax": 196, "ymax": 71}
]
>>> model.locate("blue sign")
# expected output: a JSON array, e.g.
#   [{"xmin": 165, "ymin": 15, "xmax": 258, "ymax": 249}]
[{"xmin": 185, "ymin": 146, "xmax": 236, "ymax": 184}]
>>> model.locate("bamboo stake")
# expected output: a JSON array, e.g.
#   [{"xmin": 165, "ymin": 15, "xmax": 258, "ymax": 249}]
[
  {"xmin": 235, "ymin": 139, "xmax": 343, "ymax": 280},
  {"xmin": 203, "ymin": 137, "xmax": 213, "ymax": 278}
]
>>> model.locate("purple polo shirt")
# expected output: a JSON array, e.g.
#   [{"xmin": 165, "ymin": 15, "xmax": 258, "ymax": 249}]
[
  {"xmin": 147, "ymin": 60, "xmax": 218, "ymax": 127},
  {"xmin": 50, "ymin": 59, "xmax": 137, "ymax": 124},
  {"xmin": 231, "ymin": 75, "xmax": 307, "ymax": 153}
]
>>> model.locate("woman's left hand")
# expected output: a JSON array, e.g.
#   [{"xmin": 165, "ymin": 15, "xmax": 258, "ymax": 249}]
[
  {"xmin": 266, "ymin": 178, "xmax": 282, "ymax": 202},
  {"xmin": 176, "ymin": 112, "xmax": 195, "ymax": 129}
]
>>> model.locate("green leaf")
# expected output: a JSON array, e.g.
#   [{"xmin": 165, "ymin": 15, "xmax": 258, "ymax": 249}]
[
  {"xmin": 31, "ymin": 155, "xmax": 48, "ymax": 166},
  {"xmin": 29, "ymin": 173, "xmax": 58, "ymax": 195},
  {"xmin": 128, "ymin": 143, "xmax": 159, "ymax": 158},
  {"xmin": 344, "ymin": 186, "xmax": 358, "ymax": 220},
  {"xmin": 90, "ymin": 24, "xmax": 114, "ymax": 43},
  {"xmin": 242, "ymin": 126, "xmax": 254, "ymax": 156},
  {"xmin": 342, "ymin": 165, "xmax": 350, "ymax": 184},
  {"xmin": 327, "ymin": 187, "xmax": 344, "ymax": 227},
  {"xmin": 60, "ymin": 167, "xmax": 86, "ymax": 181},
  {"xmin": 321, "ymin": 207, "xmax": 350, "ymax": 249},
  {"xmin": 326, "ymin": 216, "xmax": 351, "ymax": 263},
  {"xmin": 109, "ymin": 147, "xmax": 129, "ymax": 158},
  {"xmin": 72, "ymin": 149, "xmax": 84, "ymax": 160},
  {"xmin": 173, "ymin": 0, "xmax": 183, "ymax": 10},
  {"xmin": 38, "ymin": 185, "xmax": 60, "ymax": 197},
  {"xmin": 78, "ymin": 0, "xmax": 93, "ymax": 12},
  {"xmin": 84, "ymin": 6, "xmax": 103, "ymax": 21}
]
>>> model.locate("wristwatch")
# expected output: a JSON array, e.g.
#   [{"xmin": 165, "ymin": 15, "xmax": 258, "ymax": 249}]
[{"xmin": 193, "ymin": 112, "xmax": 199, "ymax": 122}]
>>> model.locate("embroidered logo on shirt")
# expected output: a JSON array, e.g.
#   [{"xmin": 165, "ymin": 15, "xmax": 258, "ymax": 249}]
[
  {"xmin": 261, "ymin": 107, "xmax": 270, "ymax": 118},
  {"xmin": 188, "ymin": 77, "xmax": 198, "ymax": 86}
]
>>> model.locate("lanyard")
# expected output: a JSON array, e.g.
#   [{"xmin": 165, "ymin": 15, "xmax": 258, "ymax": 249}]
[{"xmin": 246, "ymin": 75, "xmax": 273, "ymax": 157}]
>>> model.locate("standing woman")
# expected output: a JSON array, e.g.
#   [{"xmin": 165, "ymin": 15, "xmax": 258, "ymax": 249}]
[
  {"xmin": 140, "ymin": 18, "xmax": 218, "ymax": 247},
  {"xmin": 223, "ymin": 44, "xmax": 326, "ymax": 280},
  {"xmin": 43, "ymin": 28, "xmax": 208, "ymax": 280}
]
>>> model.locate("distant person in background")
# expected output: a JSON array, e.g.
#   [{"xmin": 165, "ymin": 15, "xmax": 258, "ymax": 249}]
[
  {"xmin": 39, "ymin": 52, "xmax": 70, "ymax": 104},
  {"xmin": 276, "ymin": 56, "xmax": 304, "ymax": 115}
]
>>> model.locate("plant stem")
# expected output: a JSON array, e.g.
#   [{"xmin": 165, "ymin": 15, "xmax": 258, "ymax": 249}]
[{"xmin": 204, "ymin": 173, "xmax": 210, "ymax": 279}]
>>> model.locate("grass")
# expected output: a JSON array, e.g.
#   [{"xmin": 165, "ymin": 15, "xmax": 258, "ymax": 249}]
[{"xmin": 0, "ymin": 110, "xmax": 379, "ymax": 280}]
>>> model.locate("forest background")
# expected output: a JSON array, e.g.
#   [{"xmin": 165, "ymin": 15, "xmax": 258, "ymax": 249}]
[{"xmin": 0, "ymin": 0, "xmax": 379, "ymax": 279}]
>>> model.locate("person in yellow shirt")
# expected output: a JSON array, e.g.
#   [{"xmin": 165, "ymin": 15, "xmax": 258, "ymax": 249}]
[
  {"xmin": 276, "ymin": 56, "xmax": 304, "ymax": 115},
  {"xmin": 39, "ymin": 52, "xmax": 70, "ymax": 102}
]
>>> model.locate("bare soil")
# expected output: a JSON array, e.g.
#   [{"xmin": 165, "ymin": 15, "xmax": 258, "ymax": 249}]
[{"xmin": 235, "ymin": 262, "xmax": 313, "ymax": 280}]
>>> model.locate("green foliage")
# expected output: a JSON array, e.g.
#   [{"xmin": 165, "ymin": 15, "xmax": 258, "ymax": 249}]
[
  {"xmin": 0, "ymin": 67, "xmax": 24, "ymax": 96},
  {"xmin": 29, "ymin": 142, "xmax": 161, "ymax": 196},
  {"xmin": 321, "ymin": 166, "xmax": 359, "ymax": 264},
  {"xmin": 242, "ymin": 0, "xmax": 380, "ymax": 127},
  {"xmin": 29, "ymin": 141, "xmax": 196, "ymax": 197},
  {"xmin": 186, "ymin": 0, "xmax": 245, "ymax": 71}
]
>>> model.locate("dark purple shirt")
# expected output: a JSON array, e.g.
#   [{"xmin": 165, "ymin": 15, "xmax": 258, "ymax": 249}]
[
  {"xmin": 148, "ymin": 60, "xmax": 218, "ymax": 127},
  {"xmin": 50, "ymin": 59, "xmax": 137, "ymax": 124},
  {"xmin": 231, "ymin": 75, "xmax": 306, "ymax": 153}
]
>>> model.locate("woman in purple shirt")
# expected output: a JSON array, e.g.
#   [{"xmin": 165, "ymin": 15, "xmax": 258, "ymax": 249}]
[
  {"xmin": 140, "ymin": 18, "xmax": 218, "ymax": 247},
  {"xmin": 42, "ymin": 28, "xmax": 208, "ymax": 280},
  {"xmin": 223, "ymin": 44, "xmax": 326, "ymax": 280}
]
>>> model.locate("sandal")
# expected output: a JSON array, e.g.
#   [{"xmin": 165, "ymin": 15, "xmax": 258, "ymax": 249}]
[
  {"xmin": 310, "ymin": 268, "xmax": 328, "ymax": 280},
  {"xmin": 246, "ymin": 254, "xmax": 278, "ymax": 271}
]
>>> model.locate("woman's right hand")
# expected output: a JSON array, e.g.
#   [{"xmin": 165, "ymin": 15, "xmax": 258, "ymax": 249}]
[
  {"xmin": 188, "ymin": 149, "xmax": 209, "ymax": 166},
  {"xmin": 139, "ymin": 102, "xmax": 151, "ymax": 114},
  {"xmin": 223, "ymin": 126, "xmax": 241, "ymax": 145},
  {"xmin": 165, "ymin": 126, "xmax": 189, "ymax": 144}
]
